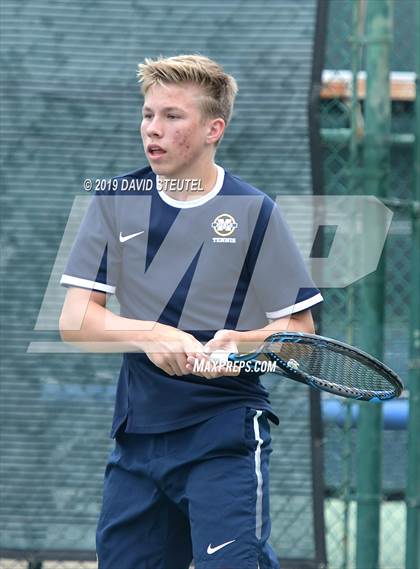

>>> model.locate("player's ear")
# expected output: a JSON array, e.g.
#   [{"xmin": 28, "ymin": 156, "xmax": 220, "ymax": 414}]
[{"xmin": 206, "ymin": 118, "xmax": 225, "ymax": 145}]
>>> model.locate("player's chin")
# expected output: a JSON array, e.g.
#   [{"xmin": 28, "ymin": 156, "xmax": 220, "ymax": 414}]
[
  {"xmin": 148, "ymin": 164, "xmax": 165, "ymax": 176},
  {"xmin": 147, "ymin": 159, "xmax": 173, "ymax": 177}
]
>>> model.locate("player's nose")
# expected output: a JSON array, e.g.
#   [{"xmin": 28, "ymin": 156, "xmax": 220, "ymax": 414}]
[{"xmin": 145, "ymin": 116, "xmax": 163, "ymax": 138}]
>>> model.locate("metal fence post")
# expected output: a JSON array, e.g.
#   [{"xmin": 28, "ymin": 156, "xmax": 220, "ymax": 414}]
[
  {"xmin": 405, "ymin": 2, "xmax": 420, "ymax": 567},
  {"xmin": 355, "ymin": 1, "xmax": 393, "ymax": 568}
]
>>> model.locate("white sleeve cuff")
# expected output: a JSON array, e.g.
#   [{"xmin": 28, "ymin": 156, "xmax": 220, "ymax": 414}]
[
  {"xmin": 60, "ymin": 274, "xmax": 116, "ymax": 294},
  {"xmin": 266, "ymin": 293, "xmax": 323, "ymax": 319}
]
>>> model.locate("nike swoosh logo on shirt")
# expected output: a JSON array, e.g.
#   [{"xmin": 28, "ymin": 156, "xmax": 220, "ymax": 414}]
[
  {"xmin": 119, "ymin": 231, "xmax": 144, "ymax": 243},
  {"xmin": 207, "ymin": 540, "xmax": 236, "ymax": 555}
]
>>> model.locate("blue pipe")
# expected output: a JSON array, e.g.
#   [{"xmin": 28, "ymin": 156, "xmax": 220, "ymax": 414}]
[{"xmin": 322, "ymin": 399, "xmax": 408, "ymax": 430}]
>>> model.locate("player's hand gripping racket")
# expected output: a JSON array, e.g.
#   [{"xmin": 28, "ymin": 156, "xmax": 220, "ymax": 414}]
[{"xmin": 212, "ymin": 332, "xmax": 403, "ymax": 401}]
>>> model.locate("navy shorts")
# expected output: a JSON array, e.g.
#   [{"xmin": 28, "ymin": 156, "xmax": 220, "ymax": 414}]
[{"xmin": 96, "ymin": 407, "xmax": 280, "ymax": 569}]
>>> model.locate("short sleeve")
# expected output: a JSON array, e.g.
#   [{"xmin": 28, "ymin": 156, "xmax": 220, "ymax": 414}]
[
  {"xmin": 60, "ymin": 194, "xmax": 120, "ymax": 294},
  {"xmin": 247, "ymin": 198, "xmax": 323, "ymax": 319}
]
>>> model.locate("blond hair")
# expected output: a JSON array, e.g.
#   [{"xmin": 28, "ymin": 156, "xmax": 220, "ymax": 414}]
[{"xmin": 137, "ymin": 54, "xmax": 238, "ymax": 126}]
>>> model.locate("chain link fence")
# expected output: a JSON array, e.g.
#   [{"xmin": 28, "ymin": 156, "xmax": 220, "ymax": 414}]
[{"xmin": 320, "ymin": 1, "xmax": 416, "ymax": 568}]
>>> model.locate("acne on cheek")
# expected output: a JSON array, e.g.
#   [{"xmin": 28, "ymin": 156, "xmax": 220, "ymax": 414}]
[{"xmin": 174, "ymin": 130, "xmax": 192, "ymax": 156}]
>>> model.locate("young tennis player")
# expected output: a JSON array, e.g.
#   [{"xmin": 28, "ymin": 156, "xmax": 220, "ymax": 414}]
[{"xmin": 59, "ymin": 54, "xmax": 323, "ymax": 569}]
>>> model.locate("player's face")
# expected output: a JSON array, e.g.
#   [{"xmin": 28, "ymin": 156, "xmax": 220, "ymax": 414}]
[{"xmin": 141, "ymin": 83, "xmax": 220, "ymax": 178}]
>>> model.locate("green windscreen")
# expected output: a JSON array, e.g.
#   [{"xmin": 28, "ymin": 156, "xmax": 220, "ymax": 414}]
[{"xmin": 0, "ymin": 1, "xmax": 324, "ymax": 566}]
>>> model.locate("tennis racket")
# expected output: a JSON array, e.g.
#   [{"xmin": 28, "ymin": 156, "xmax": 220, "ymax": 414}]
[{"xmin": 214, "ymin": 332, "xmax": 403, "ymax": 401}]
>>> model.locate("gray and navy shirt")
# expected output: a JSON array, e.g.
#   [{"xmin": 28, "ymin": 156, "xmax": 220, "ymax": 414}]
[{"xmin": 61, "ymin": 165, "xmax": 322, "ymax": 436}]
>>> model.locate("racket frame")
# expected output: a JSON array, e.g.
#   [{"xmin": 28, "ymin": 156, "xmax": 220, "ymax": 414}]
[{"xmin": 228, "ymin": 331, "xmax": 404, "ymax": 401}]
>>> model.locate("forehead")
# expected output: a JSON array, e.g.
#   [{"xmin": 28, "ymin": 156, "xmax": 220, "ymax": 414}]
[{"xmin": 143, "ymin": 82, "xmax": 206, "ymax": 111}]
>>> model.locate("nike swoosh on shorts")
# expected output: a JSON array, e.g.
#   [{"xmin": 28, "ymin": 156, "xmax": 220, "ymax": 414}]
[{"xmin": 207, "ymin": 539, "xmax": 236, "ymax": 555}]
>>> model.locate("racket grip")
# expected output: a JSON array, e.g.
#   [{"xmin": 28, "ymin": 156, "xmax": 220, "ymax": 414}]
[{"xmin": 209, "ymin": 350, "xmax": 231, "ymax": 364}]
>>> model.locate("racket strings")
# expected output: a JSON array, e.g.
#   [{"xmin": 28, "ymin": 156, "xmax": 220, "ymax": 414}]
[{"xmin": 266, "ymin": 341, "xmax": 395, "ymax": 393}]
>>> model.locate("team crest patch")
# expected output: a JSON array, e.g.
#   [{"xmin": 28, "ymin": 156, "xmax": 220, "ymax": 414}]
[{"xmin": 211, "ymin": 214, "xmax": 238, "ymax": 243}]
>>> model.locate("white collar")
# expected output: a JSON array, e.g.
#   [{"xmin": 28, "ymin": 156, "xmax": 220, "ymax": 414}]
[{"xmin": 156, "ymin": 165, "xmax": 225, "ymax": 209}]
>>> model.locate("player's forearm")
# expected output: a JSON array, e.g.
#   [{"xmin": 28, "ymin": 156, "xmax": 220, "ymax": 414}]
[
  {"xmin": 59, "ymin": 300, "xmax": 160, "ymax": 353},
  {"xmin": 229, "ymin": 310, "xmax": 315, "ymax": 353}
]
